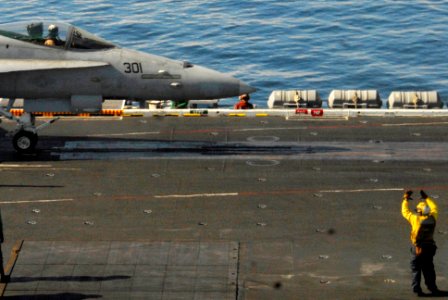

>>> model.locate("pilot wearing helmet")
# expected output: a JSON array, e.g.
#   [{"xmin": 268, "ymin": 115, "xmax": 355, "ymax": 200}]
[
  {"xmin": 402, "ymin": 190, "xmax": 440, "ymax": 296},
  {"xmin": 44, "ymin": 24, "xmax": 62, "ymax": 46}
]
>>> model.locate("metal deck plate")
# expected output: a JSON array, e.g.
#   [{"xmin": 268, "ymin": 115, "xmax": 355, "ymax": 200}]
[{"xmin": 4, "ymin": 241, "xmax": 239, "ymax": 299}]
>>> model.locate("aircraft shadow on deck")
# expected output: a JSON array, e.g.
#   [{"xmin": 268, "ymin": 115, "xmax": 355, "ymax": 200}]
[
  {"xmin": 11, "ymin": 275, "xmax": 130, "ymax": 283},
  {"xmin": 3, "ymin": 293, "xmax": 102, "ymax": 299},
  {"xmin": 0, "ymin": 184, "xmax": 64, "ymax": 188},
  {"xmin": 0, "ymin": 135, "xmax": 350, "ymax": 162}
]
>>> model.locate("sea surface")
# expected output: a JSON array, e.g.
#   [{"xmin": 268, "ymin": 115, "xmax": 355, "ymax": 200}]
[{"xmin": 0, "ymin": 0, "xmax": 447, "ymax": 107}]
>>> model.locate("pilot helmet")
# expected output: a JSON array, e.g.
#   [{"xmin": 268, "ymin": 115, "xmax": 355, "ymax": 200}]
[
  {"xmin": 27, "ymin": 22, "xmax": 43, "ymax": 38},
  {"xmin": 48, "ymin": 24, "xmax": 59, "ymax": 37},
  {"xmin": 416, "ymin": 201, "xmax": 430, "ymax": 215}
]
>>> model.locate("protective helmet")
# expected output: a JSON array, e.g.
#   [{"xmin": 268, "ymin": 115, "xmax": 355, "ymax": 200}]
[
  {"xmin": 240, "ymin": 94, "xmax": 250, "ymax": 101},
  {"xmin": 48, "ymin": 24, "xmax": 59, "ymax": 37},
  {"xmin": 416, "ymin": 201, "xmax": 430, "ymax": 215}
]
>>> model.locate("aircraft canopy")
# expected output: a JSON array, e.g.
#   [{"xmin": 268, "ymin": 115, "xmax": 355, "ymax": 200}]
[{"xmin": 0, "ymin": 21, "xmax": 116, "ymax": 50}]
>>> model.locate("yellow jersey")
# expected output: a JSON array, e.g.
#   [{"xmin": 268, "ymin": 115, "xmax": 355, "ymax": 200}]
[{"xmin": 402, "ymin": 197, "xmax": 438, "ymax": 246}]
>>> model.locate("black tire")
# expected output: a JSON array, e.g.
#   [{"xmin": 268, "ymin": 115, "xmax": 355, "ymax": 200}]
[{"xmin": 13, "ymin": 130, "xmax": 38, "ymax": 154}]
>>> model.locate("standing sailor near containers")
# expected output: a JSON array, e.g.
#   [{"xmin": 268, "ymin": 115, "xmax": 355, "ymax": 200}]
[
  {"xmin": 234, "ymin": 94, "xmax": 253, "ymax": 109},
  {"xmin": 402, "ymin": 190, "xmax": 440, "ymax": 296}
]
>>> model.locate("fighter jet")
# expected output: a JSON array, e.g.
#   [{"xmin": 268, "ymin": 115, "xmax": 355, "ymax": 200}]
[{"xmin": 0, "ymin": 21, "xmax": 256, "ymax": 153}]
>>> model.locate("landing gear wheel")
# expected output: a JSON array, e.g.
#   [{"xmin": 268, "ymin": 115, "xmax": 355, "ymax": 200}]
[{"xmin": 13, "ymin": 130, "xmax": 38, "ymax": 154}]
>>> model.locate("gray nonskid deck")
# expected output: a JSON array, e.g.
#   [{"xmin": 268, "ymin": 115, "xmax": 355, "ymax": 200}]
[
  {"xmin": 5, "ymin": 241, "xmax": 238, "ymax": 299},
  {"xmin": 1, "ymin": 116, "xmax": 448, "ymax": 299}
]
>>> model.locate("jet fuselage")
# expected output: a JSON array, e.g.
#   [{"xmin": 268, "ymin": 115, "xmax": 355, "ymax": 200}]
[{"xmin": 0, "ymin": 21, "xmax": 254, "ymax": 102}]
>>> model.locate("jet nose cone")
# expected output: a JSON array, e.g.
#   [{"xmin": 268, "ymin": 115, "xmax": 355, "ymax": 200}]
[{"xmin": 239, "ymin": 81, "xmax": 257, "ymax": 95}]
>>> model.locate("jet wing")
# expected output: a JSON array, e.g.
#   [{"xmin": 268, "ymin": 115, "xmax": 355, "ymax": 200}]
[{"xmin": 0, "ymin": 59, "xmax": 110, "ymax": 74}]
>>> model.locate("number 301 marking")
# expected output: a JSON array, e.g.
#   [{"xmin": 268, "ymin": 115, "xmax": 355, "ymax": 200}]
[{"xmin": 124, "ymin": 62, "xmax": 143, "ymax": 73}]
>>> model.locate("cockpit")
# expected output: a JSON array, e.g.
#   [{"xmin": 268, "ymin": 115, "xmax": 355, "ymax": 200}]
[{"xmin": 0, "ymin": 21, "xmax": 116, "ymax": 50}]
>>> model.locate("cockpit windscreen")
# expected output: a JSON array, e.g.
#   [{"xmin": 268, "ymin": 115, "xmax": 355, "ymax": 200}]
[
  {"xmin": 0, "ymin": 21, "xmax": 116, "ymax": 51},
  {"xmin": 70, "ymin": 27, "xmax": 115, "ymax": 50},
  {"xmin": 0, "ymin": 22, "xmax": 67, "ymax": 46}
]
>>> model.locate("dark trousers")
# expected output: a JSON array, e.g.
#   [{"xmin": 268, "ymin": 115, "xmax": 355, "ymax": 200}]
[
  {"xmin": 0, "ymin": 245, "xmax": 4, "ymax": 276},
  {"xmin": 410, "ymin": 244, "xmax": 437, "ymax": 292}
]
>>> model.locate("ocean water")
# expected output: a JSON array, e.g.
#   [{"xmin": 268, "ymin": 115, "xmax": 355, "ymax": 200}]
[{"xmin": 0, "ymin": 0, "xmax": 447, "ymax": 107}]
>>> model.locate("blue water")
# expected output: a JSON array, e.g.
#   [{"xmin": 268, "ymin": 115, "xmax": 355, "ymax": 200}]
[{"xmin": 1, "ymin": 0, "xmax": 447, "ymax": 107}]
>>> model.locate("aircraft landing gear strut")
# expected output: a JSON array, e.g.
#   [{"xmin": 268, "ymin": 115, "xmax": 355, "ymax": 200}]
[
  {"xmin": 11, "ymin": 113, "xmax": 38, "ymax": 153},
  {"xmin": 0, "ymin": 99, "xmax": 59, "ymax": 154}
]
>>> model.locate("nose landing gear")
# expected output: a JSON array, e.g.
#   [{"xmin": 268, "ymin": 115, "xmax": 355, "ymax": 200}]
[
  {"xmin": 12, "ymin": 130, "xmax": 38, "ymax": 153},
  {"xmin": 0, "ymin": 99, "xmax": 58, "ymax": 154}
]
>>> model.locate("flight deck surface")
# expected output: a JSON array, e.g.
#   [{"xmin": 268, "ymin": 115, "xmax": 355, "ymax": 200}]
[{"xmin": 0, "ymin": 116, "xmax": 448, "ymax": 299}]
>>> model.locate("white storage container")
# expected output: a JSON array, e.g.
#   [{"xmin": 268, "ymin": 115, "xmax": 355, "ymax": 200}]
[
  {"xmin": 387, "ymin": 91, "xmax": 442, "ymax": 109},
  {"xmin": 267, "ymin": 90, "xmax": 322, "ymax": 108},
  {"xmin": 328, "ymin": 90, "xmax": 382, "ymax": 108}
]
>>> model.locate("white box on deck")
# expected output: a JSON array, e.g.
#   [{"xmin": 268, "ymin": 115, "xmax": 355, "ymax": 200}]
[
  {"xmin": 328, "ymin": 90, "xmax": 382, "ymax": 108},
  {"xmin": 388, "ymin": 91, "xmax": 442, "ymax": 109},
  {"xmin": 267, "ymin": 90, "xmax": 322, "ymax": 108}
]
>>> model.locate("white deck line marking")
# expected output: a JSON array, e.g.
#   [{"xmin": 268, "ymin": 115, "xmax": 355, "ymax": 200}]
[
  {"xmin": 382, "ymin": 122, "xmax": 448, "ymax": 127},
  {"xmin": 0, "ymin": 164, "xmax": 52, "ymax": 168},
  {"xmin": 154, "ymin": 192, "xmax": 239, "ymax": 199},
  {"xmin": 0, "ymin": 164, "xmax": 81, "ymax": 171},
  {"xmin": 320, "ymin": 188, "xmax": 402, "ymax": 193},
  {"xmin": 87, "ymin": 131, "xmax": 160, "ymax": 137},
  {"xmin": 234, "ymin": 127, "xmax": 307, "ymax": 132},
  {"xmin": 0, "ymin": 198, "xmax": 74, "ymax": 204}
]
